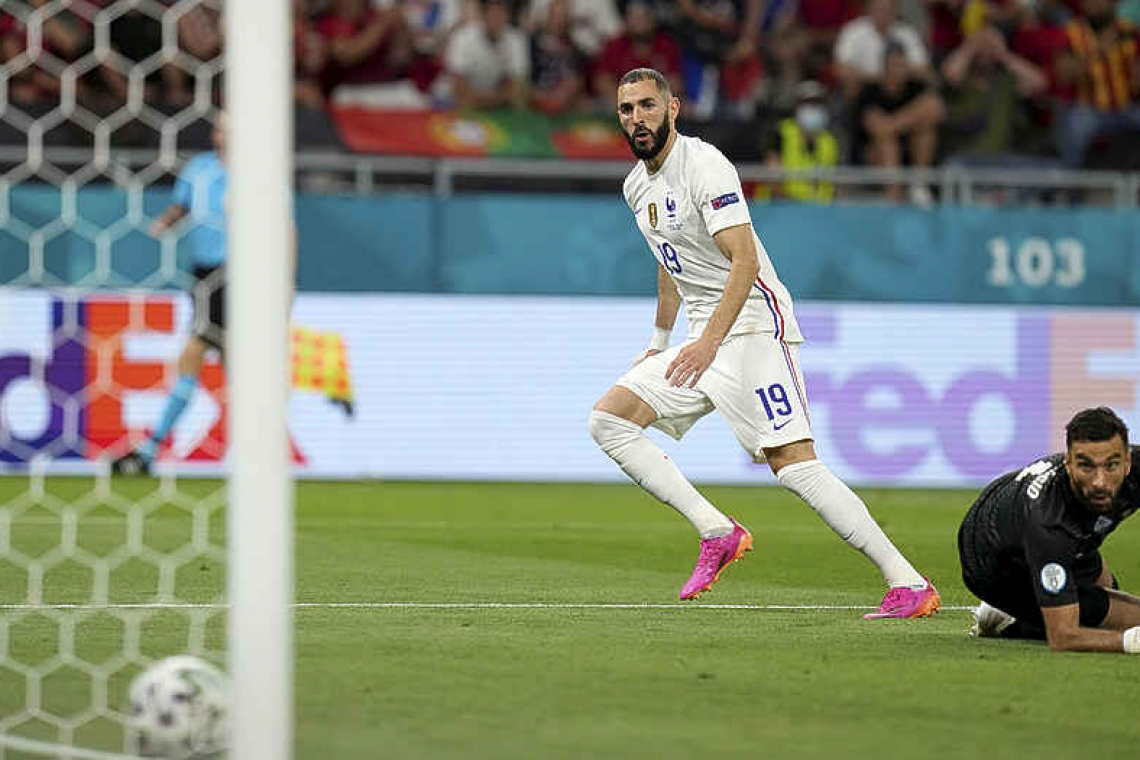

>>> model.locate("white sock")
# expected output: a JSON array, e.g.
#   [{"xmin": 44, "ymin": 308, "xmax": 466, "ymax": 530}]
[
  {"xmin": 776, "ymin": 459, "xmax": 925, "ymax": 588},
  {"xmin": 589, "ymin": 411, "xmax": 733, "ymax": 538}
]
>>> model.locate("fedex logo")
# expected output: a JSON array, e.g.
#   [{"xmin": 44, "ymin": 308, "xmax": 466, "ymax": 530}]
[
  {"xmin": 794, "ymin": 309, "xmax": 1138, "ymax": 481},
  {"xmin": 0, "ymin": 291, "xmax": 227, "ymax": 464},
  {"xmin": 0, "ymin": 291, "xmax": 354, "ymax": 466},
  {"xmin": 0, "ymin": 293, "xmax": 86, "ymax": 462}
]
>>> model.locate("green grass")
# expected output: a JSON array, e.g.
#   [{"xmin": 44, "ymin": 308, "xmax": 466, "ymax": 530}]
[{"xmin": 2, "ymin": 477, "xmax": 1140, "ymax": 759}]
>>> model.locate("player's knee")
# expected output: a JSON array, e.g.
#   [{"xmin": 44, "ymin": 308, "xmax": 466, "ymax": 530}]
[
  {"xmin": 587, "ymin": 410, "xmax": 624, "ymax": 446},
  {"xmin": 766, "ymin": 439, "xmax": 817, "ymax": 475},
  {"xmin": 588, "ymin": 410, "xmax": 641, "ymax": 457}
]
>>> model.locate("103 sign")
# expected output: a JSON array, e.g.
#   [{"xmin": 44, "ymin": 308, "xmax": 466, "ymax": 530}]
[{"xmin": 985, "ymin": 236, "xmax": 1085, "ymax": 289}]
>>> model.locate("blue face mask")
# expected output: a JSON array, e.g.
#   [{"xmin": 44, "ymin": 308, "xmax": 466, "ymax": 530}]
[{"xmin": 796, "ymin": 104, "xmax": 828, "ymax": 134}]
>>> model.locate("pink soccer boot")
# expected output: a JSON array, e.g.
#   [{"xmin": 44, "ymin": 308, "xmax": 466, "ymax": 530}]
[
  {"xmin": 863, "ymin": 577, "xmax": 941, "ymax": 619},
  {"xmin": 679, "ymin": 518, "xmax": 753, "ymax": 600}
]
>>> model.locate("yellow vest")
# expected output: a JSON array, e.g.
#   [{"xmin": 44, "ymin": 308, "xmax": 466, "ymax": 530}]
[{"xmin": 778, "ymin": 118, "xmax": 837, "ymax": 203}]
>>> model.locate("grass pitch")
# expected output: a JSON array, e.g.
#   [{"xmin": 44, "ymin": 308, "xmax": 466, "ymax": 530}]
[{"xmin": 2, "ymin": 477, "xmax": 1139, "ymax": 759}]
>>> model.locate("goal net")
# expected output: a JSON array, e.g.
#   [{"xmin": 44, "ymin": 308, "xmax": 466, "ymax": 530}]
[{"xmin": 0, "ymin": 1, "xmax": 291, "ymax": 757}]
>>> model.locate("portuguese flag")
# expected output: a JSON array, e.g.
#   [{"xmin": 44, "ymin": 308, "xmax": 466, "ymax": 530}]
[{"xmin": 331, "ymin": 107, "xmax": 631, "ymax": 160}]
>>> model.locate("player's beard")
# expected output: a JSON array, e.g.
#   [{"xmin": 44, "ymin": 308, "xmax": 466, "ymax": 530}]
[
  {"xmin": 1071, "ymin": 477, "xmax": 1117, "ymax": 513},
  {"xmin": 625, "ymin": 118, "xmax": 671, "ymax": 160}
]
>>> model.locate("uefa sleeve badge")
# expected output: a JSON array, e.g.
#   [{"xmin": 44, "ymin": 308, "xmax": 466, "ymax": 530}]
[{"xmin": 1041, "ymin": 563, "xmax": 1067, "ymax": 594}]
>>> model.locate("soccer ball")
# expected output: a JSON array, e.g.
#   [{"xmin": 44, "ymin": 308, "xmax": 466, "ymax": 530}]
[{"xmin": 128, "ymin": 655, "xmax": 229, "ymax": 759}]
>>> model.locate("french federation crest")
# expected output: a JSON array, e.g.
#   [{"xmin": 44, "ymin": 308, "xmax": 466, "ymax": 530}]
[
  {"xmin": 664, "ymin": 191, "xmax": 682, "ymax": 230},
  {"xmin": 648, "ymin": 202, "xmax": 658, "ymax": 229}
]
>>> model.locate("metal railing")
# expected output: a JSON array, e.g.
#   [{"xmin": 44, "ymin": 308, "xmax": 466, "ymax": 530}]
[{"xmin": 1, "ymin": 146, "xmax": 1137, "ymax": 207}]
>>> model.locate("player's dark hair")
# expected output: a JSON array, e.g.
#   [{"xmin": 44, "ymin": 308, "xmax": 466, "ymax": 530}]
[
  {"xmin": 1066, "ymin": 407, "xmax": 1129, "ymax": 449},
  {"xmin": 618, "ymin": 68, "xmax": 672, "ymax": 99}
]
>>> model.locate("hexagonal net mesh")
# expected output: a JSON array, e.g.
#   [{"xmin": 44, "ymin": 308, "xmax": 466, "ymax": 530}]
[{"xmin": 1, "ymin": 1, "xmax": 227, "ymax": 757}]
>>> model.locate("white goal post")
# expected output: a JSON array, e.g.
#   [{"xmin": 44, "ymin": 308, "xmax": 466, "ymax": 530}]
[{"xmin": 223, "ymin": 2, "xmax": 294, "ymax": 760}]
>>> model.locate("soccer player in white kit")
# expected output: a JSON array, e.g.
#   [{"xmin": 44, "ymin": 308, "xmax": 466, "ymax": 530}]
[{"xmin": 588, "ymin": 68, "xmax": 940, "ymax": 618}]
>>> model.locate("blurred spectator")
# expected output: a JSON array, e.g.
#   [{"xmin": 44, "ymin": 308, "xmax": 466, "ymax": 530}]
[
  {"xmin": 524, "ymin": 0, "xmax": 621, "ymax": 58},
  {"xmin": 854, "ymin": 42, "xmax": 945, "ymax": 204},
  {"xmin": 1011, "ymin": 0, "xmax": 1072, "ymax": 76},
  {"xmin": 179, "ymin": 1, "xmax": 222, "ymax": 63},
  {"xmin": 175, "ymin": 0, "xmax": 222, "ymax": 107},
  {"xmin": 764, "ymin": 0, "xmax": 860, "ymax": 107},
  {"xmin": 0, "ymin": 11, "xmax": 35, "ymax": 103},
  {"xmin": 634, "ymin": 0, "xmax": 684, "ymax": 30},
  {"xmin": 98, "ymin": 1, "xmax": 196, "ymax": 108},
  {"xmin": 927, "ymin": 0, "xmax": 964, "ymax": 60},
  {"xmin": 382, "ymin": 0, "xmax": 473, "ymax": 55},
  {"xmin": 759, "ymin": 80, "xmax": 841, "ymax": 202},
  {"xmin": 593, "ymin": 1, "xmax": 684, "ymax": 101},
  {"xmin": 295, "ymin": 0, "xmax": 329, "ymax": 108},
  {"xmin": 1, "ymin": 0, "xmax": 93, "ymax": 107},
  {"xmin": 0, "ymin": 10, "xmax": 17, "ymax": 48},
  {"xmin": 939, "ymin": 25, "xmax": 1057, "ymax": 167},
  {"xmin": 834, "ymin": 0, "xmax": 931, "ymax": 99},
  {"xmin": 799, "ymin": 0, "xmax": 864, "ymax": 49},
  {"xmin": 927, "ymin": 0, "xmax": 1025, "ymax": 63},
  {"xmin": 674, "ymin": 0, "xmax": 766, "ymax": 119},
  {"xmin": 0, "ymin": 8, "xmax": 31, "ymax": 104},
  {"xmin": 528, "ymin": 0, "xmax": 589, "ymax": 112},
  {"xmin": 316, "ymin": 0, "xmax": 413, "ymax": 97},
  {"xmin": 444, "ymin": 0, "xmax": 529, "ymax": 109},
  {"xmin": 1053, "ymin": 0, "xmax": 1140, "ymax": 167},
  {"xmin": 759, "ymin": 0, "xmax": 807, "ymax": 108},
  {"xmin": 1008, "ymin": 0, "xmax": 1072, "ymax": 139}
]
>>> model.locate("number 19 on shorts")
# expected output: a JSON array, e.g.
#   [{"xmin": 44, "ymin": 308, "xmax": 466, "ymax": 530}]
[{"xmin": 755, "ymin": 383, "xmax": 792, "ymax": 420}]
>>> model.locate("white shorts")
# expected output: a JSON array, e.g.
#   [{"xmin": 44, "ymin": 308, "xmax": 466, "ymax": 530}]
[{"xmin": 616, "ymin": 333, "xmax": 813, "ymax": 463}]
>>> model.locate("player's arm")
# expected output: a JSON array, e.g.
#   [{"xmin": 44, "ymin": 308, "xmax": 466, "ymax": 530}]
[
  {"xmin": 664, "ymin": 223, "xmax": 758, "ymax": 387},
  {"xmin": 654, "ymin": 262, "xmax": 681, "ymax": 334},
  {"xmin": 153, "ymin": 159, "xmax": 200, "ymax": 237},
  {"xmin": 704, "ymin": 223, "xmax": 759, "ymax": 344},
  {"xmin": 832, "ymin": 27, "xmax": 872, "ymax": 99},
  {"xmin": 634, "ymin": 263, "xmax": 681, "ymax": 365},
  {"xmin": 328, "ymin": 9, "xmax": 399, "ymax": 67},
  {"xmin": 149, "ymin": 204, "xmax": 189, "ymax": 237},
  {"xmin": 1027, "ymin": 526, "xmax": 1140, "ymax": 652},
  {"xmin": 1055, "ymin": 45, "xmax": 1090, "ymax": 89},
  {"xmin": 1096, "ymin": 560, "xmax": 1119, "ymax": 589},
  {"xmin": 1040, "ymin": 602, "xmax": 1140, "ymax": 653}
]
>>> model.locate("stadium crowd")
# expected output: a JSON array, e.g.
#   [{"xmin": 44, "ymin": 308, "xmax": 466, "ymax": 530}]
[{"xmin": 1, "ymin": 0, "xmax": 1138, "ymax": 190}]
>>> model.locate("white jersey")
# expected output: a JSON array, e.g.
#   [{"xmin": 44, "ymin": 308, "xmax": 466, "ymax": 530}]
[{"xmin": 623, "ymin": 134, "xmax": 802, "ymax": 343}]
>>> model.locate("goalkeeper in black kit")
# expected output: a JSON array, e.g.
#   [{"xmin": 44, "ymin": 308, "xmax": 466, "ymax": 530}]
[{"xmin": 959, "ymin": 407, "xmax": 1140, "ymax": 653}]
